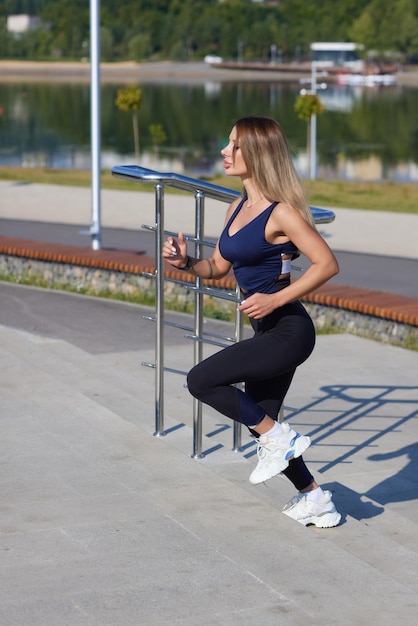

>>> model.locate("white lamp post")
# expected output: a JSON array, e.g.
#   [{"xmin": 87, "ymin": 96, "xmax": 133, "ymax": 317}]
[
  {"xmin": 89, "ymin": 0, "xmax": 101, "ymax": 250},
  {"xmin": 299, "ymin": 62, "xmax": 327, "ymax": 180}
]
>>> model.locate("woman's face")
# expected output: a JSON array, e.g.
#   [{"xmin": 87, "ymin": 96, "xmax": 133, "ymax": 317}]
[{"xmin": 221, "ymin": 126, "xmax": 248, "ymax": 178}]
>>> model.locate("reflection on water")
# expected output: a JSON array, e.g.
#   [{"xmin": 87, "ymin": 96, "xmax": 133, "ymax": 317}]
[{"xmin": 1, "ymin": 80, "xmax": 418, "ymax": 182}]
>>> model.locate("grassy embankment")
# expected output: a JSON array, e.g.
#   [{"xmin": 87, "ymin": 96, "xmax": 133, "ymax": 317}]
[{"xmin": 0, "ymin": 166, "xmax": 418, "ymax": 213}]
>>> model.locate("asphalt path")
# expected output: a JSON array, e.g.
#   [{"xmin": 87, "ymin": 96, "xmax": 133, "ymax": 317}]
[
  {"xmin": 1, "ymin": 218, "xmax": 417, "ymax": 298},
  {"xmin": 0, "ymin": 281, "xmax": 249, "ymax": 355}
]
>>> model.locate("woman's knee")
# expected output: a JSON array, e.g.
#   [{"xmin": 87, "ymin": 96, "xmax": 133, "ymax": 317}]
[{"xmin": 186, "ymin": 363, "xmax": 208, "ymax": 399}]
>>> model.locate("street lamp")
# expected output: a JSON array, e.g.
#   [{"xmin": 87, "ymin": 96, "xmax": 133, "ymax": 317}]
[
  {"xmin": 299, "ymin": 63, "xmax": 327, "ymax": 180},
  {"xmin": 89, "ymin": 0, "xmax": 101, "ymax": 250}
]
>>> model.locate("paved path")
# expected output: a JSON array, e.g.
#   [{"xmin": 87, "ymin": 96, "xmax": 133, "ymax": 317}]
[
  {"xmin": 1, "ymin": 181, "xmax": 417, "ymax": 259},
  {"xmin": 1, "ymin": 180, "xmax": 418, "ymax": 299},
  {"xmin": 2, "ymin": 218, "xmax": 418, "ymax": 298},
  {"xmin": 0, "ymin": 283, "xmax": 418, "ymax": 624}
]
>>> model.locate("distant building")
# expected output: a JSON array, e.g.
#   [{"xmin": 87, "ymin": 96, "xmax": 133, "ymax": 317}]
[
  {"xmin": 310, "ymin": 42, "xmax": 365, "ymax": 73},
  {"xmin": 7, "ymin": 15, "xmax": 41, "ymax": 34}
]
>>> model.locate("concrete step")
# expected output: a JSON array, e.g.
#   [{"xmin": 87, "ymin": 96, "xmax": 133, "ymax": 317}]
[
  {"xmin": 1, "ymin": 323, "xmax": 418, "ymax": 623},
  {"xmin": 0, "ymin": 323, "xmax": 255, "ymax": 453}
]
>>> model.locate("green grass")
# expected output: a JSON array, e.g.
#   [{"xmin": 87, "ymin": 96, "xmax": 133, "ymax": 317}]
[
  {"xmin": 0, "ymin": 166, "xmax": 155, "ymax": 193},
  {"xmin": 209, "ymin": 175, "xmax": 418, "ymax": 214},
  {"xmin": 305, "ymin": 179, "xmax": 418, "ymax": 213},
  {"xmin": 1, "ymin": 166, "xmax": 418, "ymax": 213}
]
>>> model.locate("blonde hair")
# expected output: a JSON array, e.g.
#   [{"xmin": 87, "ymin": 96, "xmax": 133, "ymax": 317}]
[{"xmin": 234, "ymin": 116, "xmax": 315, "ymax": 228}]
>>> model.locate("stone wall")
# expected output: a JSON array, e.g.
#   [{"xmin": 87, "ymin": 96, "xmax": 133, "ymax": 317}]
[{"xmin": 1, "ymin": 253, "xmax": 416, "ymax": 349}]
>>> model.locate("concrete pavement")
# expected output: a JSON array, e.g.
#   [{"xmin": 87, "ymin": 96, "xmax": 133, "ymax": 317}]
[
  {"xmin": 1, "ymin": 180, "xmax": 418, "ymax": 623},
  {"xmin": 0, "ymin": 283, "xmax": 418, "ymax": 624}
]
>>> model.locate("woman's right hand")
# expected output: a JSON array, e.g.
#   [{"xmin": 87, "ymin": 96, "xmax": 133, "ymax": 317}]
[{"xmin": 162, "ymin": 231, "xmax": 188, "ymax": 268}]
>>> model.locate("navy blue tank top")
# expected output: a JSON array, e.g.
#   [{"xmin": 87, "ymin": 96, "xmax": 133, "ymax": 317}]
[{"xmin": 219, "ymin": 197, "xmax": 299, "ymax": 296}]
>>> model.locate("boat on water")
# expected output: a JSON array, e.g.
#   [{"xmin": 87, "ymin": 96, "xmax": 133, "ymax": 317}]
[{"xmin": 336, "ymin": 72, "xmax": 397, "ymax": 87}]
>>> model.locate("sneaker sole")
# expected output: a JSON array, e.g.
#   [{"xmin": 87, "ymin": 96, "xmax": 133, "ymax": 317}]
[
  {"xmin": 283, "ymin": 509, "xmax": 342, "ymax": 528},
  {"xmin": 249, "ymin": 435, "xmax": 311, "ymax": 485}
]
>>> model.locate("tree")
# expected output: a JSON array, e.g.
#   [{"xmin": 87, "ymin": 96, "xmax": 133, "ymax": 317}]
[
  {"xmin": 350, "ymin": 0, "xmax": 418, "ymax": 59},
  {"xmin": 41, "ymin": 0, "xmax": 89, "ymax": 59},
  {"xmin": 4, "ymin": 0, "xmax": 418, "ymax": 63},
  {"xmin": 115, "ymin": 86, "xmax": 142, "ymax": 161},
  {"xmin": 128, "ymin": 32, "xmax": 151, "ymax": 62},
  {"xmin": 100, "ymin": 26, "xmax": 113, "ymax": 62},
  {"xmin": 294, "ymin": 93, "xmax": 325, "ymax": 180},
  {"xmin": 149, "ymin": 123, "xmax": 167, "ymax": 155}
]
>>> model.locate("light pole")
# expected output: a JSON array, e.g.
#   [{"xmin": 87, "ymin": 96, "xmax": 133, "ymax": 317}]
[
  {"xmin": 89, "ymin": 0, "xmax": 101, "ymax": 250},
  {"xmin": 310, "ymin": 63, "xmax": 318, "ymax": 180},
  {"xmin": 299, "ymin": 62, "xmax": 327, "ymax": 180}
]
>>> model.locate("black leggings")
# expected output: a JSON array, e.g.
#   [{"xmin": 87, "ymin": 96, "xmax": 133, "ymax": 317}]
[{"xmin": 187, "ymin": 301, "xmax": 316, "ymax": 491}]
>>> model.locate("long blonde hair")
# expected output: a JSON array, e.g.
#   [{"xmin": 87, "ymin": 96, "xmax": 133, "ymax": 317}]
[{"xmin": 234, "ymin": 116, "xmax": 315, "ymax": 228}]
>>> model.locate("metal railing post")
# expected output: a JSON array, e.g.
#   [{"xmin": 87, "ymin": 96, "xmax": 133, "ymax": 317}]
[
  {"xmin": 232, "ymin": 285, "xmax": 244, "ymax": 452},
  {"xmin": 192, "ymin": 190, "xmax": 205, "ymax": 458},
  {"xmin": 154, "ymin": 183, "xmax": 165, "ymax": 436}
]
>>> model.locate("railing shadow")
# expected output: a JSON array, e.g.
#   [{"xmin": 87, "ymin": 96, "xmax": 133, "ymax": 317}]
[
  {"xmin": 199, "ymin": 383, "xmax": 418, "ymax": 521},
  {"xmin": 284, "ymin": 384, "xmax": 418, "ymax": 518},
  {"xmin": 286, "ymin": 384, "xmax": 418, "ymax": 470},
  {"xmin": 366, "ymin": 442, "xmax": 418, "ymax": 505}
]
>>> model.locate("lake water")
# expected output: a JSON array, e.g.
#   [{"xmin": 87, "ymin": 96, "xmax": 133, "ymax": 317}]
[{"xmin": 1, "ymin": 79, "xmax": 418, "ymax": 182}]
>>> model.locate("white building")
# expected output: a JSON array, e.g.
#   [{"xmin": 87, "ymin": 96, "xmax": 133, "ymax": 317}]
[
  {"xmin": 7, "ymin": 15, "xmax": 41, "ymax": 34},
  {"xmin": 310, "ymin": 42, "xmax": 365, "ymax": 73}
]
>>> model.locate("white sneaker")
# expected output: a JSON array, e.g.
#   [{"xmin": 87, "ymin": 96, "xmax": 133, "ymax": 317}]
[
  {"xmin": 282, "ymin": 490, "xmax": 341, "ymax": 528},
  {"xmin": 249, "ymin": 422, "xmax": 311, "ymax": 485}
]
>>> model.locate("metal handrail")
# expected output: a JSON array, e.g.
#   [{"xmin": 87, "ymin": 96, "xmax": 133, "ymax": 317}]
[
  {"xmin": 112, "ymin": 165, "xmax": 336, "ymax": 224},
  {"xmin": 111, "ymin": 164, "xmax": 335, "ymax": 457}
]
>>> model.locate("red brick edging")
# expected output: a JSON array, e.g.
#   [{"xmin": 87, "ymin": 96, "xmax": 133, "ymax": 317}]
[{"xmin": 1, "ymin": 236, "xmax": 417, "ymax": 327}]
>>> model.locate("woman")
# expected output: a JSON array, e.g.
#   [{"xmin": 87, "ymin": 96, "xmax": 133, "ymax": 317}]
[{"xmin": 162, "ymin": 116, "xmax": 341, "ymax": 528}]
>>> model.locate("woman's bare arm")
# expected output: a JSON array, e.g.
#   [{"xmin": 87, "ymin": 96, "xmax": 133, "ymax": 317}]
[
  {"xmin": 162, "ymin": 199, "xmax": 240, "ymax": 279},
  {"xmin": 239, "ymin": 203, "xmax": 338, "ymax": 319}
]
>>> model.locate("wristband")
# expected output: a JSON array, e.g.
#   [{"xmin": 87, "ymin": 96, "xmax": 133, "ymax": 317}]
[{"xmin": 178, "ymin": 255, "xmax": 193, "ymax": 271}]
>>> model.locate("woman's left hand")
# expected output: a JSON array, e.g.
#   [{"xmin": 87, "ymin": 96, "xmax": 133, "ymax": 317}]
[{"xmin": 238, "ymin": 293, "xmax": 279, "ymax": 319}]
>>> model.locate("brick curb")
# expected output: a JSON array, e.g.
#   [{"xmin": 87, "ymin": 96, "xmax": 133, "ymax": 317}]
[{"xmin": 1, "ymin": 235, "xmax": 417, "ymax": 328}]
